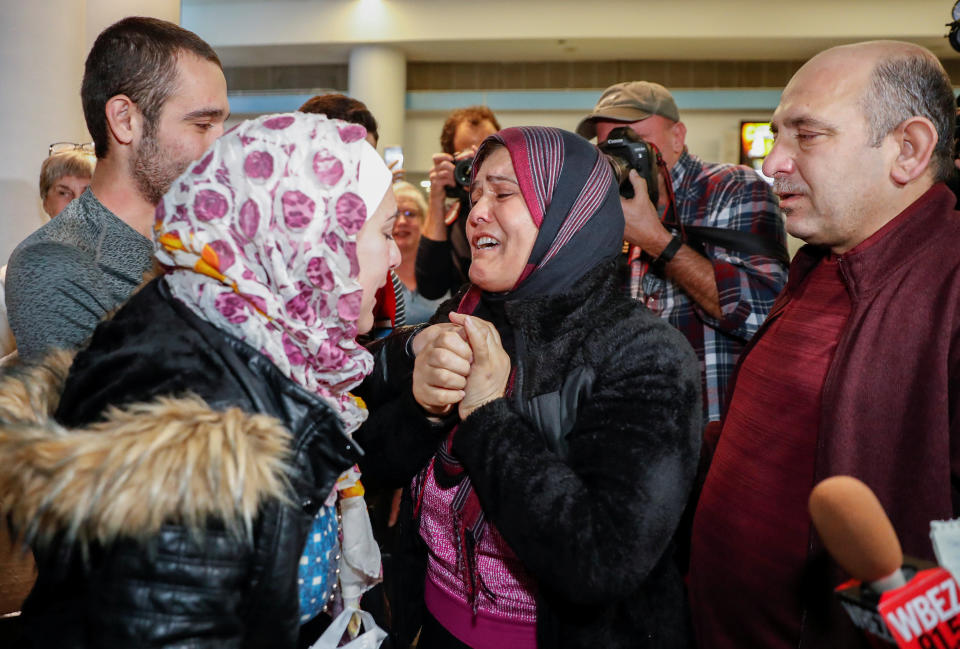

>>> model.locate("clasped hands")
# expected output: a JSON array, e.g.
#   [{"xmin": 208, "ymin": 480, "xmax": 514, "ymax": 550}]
[{"xmin": 411, "ymin": 312, "xmax": 510, "ymax": 420}]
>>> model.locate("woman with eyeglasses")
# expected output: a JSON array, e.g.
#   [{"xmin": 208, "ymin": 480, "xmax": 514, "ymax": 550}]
[
  {"xmin": 40, "ymin": 145, "xmax": 96, "ymax": 218},
  {"xmin": 0, "ymin": 146, "xmax": 97, "ymax": 362},
  {"xmin": 358, "ymin": 127, "xmax": 701, "ymax": 649},
  {"xmin": 393, "ymin": 180, "xmax": 450, "ymax": 325}
]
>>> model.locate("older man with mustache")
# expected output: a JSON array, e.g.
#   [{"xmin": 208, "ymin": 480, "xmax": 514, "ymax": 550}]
[{"xmin": 688, "ymin": 40, "xmax": 960, "ymax": 649}]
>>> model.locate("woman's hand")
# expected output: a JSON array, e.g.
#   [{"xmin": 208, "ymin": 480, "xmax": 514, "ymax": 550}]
[
  {"xmin": 411, "ymin": 323, "xmax": 472, "ymax": 416},
  {"xmin": 410, "ymin": 322, "xmax": 461, "ymax": 357},
  {"xmin": 448, "ymin": 312, "xmax": 510, "ymax": 420}
]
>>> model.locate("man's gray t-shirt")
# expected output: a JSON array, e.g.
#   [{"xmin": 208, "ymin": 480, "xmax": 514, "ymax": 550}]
[{"xmin": 5, "ymin": 188, "xmax": 153, "ymax": 361}]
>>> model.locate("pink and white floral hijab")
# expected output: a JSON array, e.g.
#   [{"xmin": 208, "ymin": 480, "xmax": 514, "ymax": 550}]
[{"xmin": 154, "ymin": 112, "xmax": 392, "ymax": 434}]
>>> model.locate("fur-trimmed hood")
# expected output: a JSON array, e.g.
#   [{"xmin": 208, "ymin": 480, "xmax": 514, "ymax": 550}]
[{"xmin": 0, "ymin": 351, "xmax": 293, "ymax": 547}]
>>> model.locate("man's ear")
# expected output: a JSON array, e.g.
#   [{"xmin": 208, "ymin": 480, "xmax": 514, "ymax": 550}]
[
  {"xmin": 889, "ymin": 116, "xmax": 938, "ymax": 185},
  {"xmin": 104, "ymin": 94, "xmax": 141, "ymax": 150},
  {"xmin": 670, "ymin": 121, "xmax": 687, "ymax": 155}
]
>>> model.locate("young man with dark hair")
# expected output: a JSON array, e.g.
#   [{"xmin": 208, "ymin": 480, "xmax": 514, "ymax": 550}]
[
  {"xmin": 5, "ymin": 16, "xmax": 228, "ymax": 361},
  {"xmin": 417, "ymin": 105, "xmax": 501, "ymax": 299},
  {"xmin": 299, "ymin": 93, "xmax": 380, "ymax": 145}
]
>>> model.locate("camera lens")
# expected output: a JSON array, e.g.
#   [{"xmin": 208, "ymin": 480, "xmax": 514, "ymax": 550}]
[
  {"xmin": 453, "ymin": 158, "xmax": 473, "ymax": 188},
  {"xmin": 605, "ymin": 155, "xmax": 631, "ymax": 187},
  {"xmin": 602, "ymin": 154, "xmax": 636, "ymax": 199}
]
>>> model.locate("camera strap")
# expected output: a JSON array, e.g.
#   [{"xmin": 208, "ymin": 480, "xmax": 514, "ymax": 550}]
[
  {"xmin": 654, "ymin": 152, "xmax": 788, "ymax": 265},
  {"xmin": 667, "ymin": 224, "xmax": 791, "ymax": 266},
  {"xmin": 625, "ymin": 152, "xmax": 681, "ymax": 266},
  {"xmin": 659, "ymin": 160, "xmax": 789, "ymax": 266}
]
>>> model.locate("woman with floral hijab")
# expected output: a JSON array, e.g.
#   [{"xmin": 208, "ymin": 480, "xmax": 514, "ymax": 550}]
[{"xmin": 0, "ymin": 112, "xmax": 398, "ymax": 648}]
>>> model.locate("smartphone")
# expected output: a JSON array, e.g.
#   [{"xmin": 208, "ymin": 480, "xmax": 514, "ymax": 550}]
[{"xmin": 384, "ymin": 146, "xmax": 404, "ymax": 171}]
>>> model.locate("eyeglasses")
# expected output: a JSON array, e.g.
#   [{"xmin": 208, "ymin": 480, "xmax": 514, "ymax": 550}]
[
  {"xmin": 398, "ymin": 209, "xmax": 421, "ymax": 219},
  {"xmin": 48, "ymin": 142, "xmax": 95, "ymax": 157}
]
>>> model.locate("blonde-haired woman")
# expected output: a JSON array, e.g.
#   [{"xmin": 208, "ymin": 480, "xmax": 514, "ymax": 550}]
[{"xmin": 393, "ymin": 180, "xmax": 450, "ymax": 324}]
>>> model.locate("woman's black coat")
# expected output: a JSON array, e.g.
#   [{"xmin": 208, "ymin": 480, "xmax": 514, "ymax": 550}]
[{"xmin": 357, "ymin": 260, "xmax": 702, "ymax": 649}]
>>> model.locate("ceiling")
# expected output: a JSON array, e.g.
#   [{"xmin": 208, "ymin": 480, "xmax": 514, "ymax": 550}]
[
  {"xmin": 181, "ymin": 0, "xmax": 960, "ymax": 67},
  {"xmin": 208, "ymin": 36, "xmax": 960, "ymax": 68}
]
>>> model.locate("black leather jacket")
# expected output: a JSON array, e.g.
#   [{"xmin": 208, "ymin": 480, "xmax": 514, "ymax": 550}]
[{"xmin": 1, "ymin": 278, "xmax": 360, "ymax": 649}]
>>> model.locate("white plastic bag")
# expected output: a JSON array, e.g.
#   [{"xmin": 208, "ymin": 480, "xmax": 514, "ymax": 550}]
[
  {"xmin": 308, "ymin": 607, "xmax": 386, "ymax": 649},
  {"xmin": 339, "ymin": 493, "xmax": 383, "ymax": 610}
]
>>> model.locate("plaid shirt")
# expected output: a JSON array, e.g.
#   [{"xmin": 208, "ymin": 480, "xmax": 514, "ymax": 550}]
[{"xmin": 629, "ymin": 151, "xmax": 787, "ymax": 423}]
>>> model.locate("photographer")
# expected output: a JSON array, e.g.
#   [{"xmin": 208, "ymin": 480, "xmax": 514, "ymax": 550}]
[
  {"xmin": 578, "ymin": 81, "xmax": 787, "ymax": 427},
  {"xmin": 415, "ymin": 106, "xmax": 499, "ymax": 299}
]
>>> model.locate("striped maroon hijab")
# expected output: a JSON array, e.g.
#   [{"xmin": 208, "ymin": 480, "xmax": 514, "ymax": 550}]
[{"xmin": 458, "ymin": 126, "xmax": 623, "ymax": 314}]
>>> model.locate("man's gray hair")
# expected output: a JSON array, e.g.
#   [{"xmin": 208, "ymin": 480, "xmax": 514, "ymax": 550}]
[{"xmin": 860, "ymin": 51, "xmax": 955, "ymax": 184}]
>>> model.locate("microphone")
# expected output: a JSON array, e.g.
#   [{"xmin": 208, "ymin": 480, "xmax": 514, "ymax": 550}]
[
  {"xmin": 811, "ymin": 476, "xmax": 960, "ymax": 647},
  {"xmin": 809, "ymin": 475, "xmax": 907, "ymax": 592}
]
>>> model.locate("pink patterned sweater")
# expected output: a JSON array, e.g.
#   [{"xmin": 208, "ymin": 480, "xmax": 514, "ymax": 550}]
[{"xmin": 418, "ymin": 459, "xmax": 538, "ymax": 647}]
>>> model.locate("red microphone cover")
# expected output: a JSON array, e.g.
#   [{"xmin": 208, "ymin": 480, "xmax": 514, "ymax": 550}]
[{"xmin": 809, "ymin": 475, "xmax": 903, "ymax": 583}]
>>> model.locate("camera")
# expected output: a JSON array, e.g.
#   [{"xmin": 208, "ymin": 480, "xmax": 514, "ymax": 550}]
[
  {"xmin": 445, "ymin": 157, "xmax": 474, "ymax": 200},
  {"xmin": 598, "ymin": 126, "xmax": 659, "ymax": 205}
]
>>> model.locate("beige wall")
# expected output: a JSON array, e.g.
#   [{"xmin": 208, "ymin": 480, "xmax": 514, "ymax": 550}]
[
  {"xmin": 0, "ymin": 0, "xmax": 179, "ymax": 265},
  {"xmin": 402, "ymin": 108, "xmax": 776, "ymax": 171}
]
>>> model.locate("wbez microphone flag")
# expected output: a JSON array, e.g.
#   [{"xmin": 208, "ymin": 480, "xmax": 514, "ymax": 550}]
[{"xmin": 809, "ymin": 476, "xmax": 960, "ymax": 649}]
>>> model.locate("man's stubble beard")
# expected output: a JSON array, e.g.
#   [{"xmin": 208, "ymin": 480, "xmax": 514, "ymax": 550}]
[{"xmin": 132, "ymin": 121, "xmax": 190, "ymax": 206}]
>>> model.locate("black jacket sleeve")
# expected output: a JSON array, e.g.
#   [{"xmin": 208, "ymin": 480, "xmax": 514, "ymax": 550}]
[
  {"xmin": 355, "ymin": 326, "xmax": 457, "ymax": 490},
  {"xmin": 451, "ymin": 314, "xmax": 702, "ymax": 606},
  {"xmin": 357, "ymin": 326, "xmax": 419, "ymax": 408},
  {"xmin": 415, "ymin": 237, "xmax": 463, "ymax": 300},
  {"xmin": 355, "ymin": 391, "xmax": 455, "ymax": 490}
]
